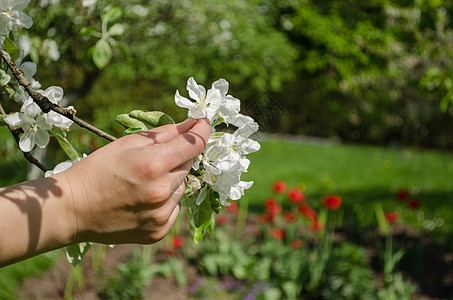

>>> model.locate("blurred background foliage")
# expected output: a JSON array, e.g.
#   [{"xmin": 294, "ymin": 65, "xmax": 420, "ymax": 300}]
[{"xmin": 12, "ymin": 0, "xmax": 453, "ymax": 149}]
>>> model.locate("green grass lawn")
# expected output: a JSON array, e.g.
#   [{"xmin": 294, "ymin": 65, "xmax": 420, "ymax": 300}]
[{"xmin": 243, "ymin": 137, "xmax": 453, "ymax": 237}]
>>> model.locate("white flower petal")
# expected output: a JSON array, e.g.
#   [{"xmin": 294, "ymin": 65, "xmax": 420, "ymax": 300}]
[
  {"xmin": 43, "ymin": 86, "xmax": 64, "ymax": 103},
  {"xmin": 53, "ymin": 161, "xmax": 74, "ymax": 174},
  {"xmin": 17, "ymin": 12, "xmax": 32, "ymax": 29},
  {"xmin": 203, "ymin": 161, "xmax": 221, "ymax": 175},
  {"xmin": 236, "ymin": 122, "xmax": 259, "ymax": 139},
  {"xmin": 192, "ymin": 154, "xmax": 202, "ymax": 170},
  {"xmin": 175, "ymin": 90, "xmax": 195, "ymax": 108},
  {"xmin": 12, "ymin": 0, "xmax": 30, "ymax": 11},
  {"xmin": 21, "ymin": 98, "xmax": 41, "ymax": 117},
  {"xmin": 231, "ymin": 113, "xmax": 254, "ymax": 127},
  {"xmin": 4, "ymin": 112, "xmax": 21, "ymax": 127},
  {"xmin": 240, "ymin": 139, "xmax": 261, "ymax": 155},
  {"xmin": 34, "ymin": 128, "xmax": 50, "ymax": 148},
  {"xmin": 20, "ymin": 61, "xmax": 37, "ymax": 78},
  {"xmin": 211, "ymin": 78, "xmax": 229, "ymax": 98},
  {"xmin": 19, "ymin": 129, "xmax": 34, "ymax": 152},
  {"xmin": 36, "ymin": 114, "xmax": 52, "ymax": 130},
  {"xmin": 186, "ymin": 77, "xmax": 205, "ymax": 102}
]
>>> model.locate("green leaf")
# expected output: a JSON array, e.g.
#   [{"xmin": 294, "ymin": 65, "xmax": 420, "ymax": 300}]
[
  {"xmin": 206, "ymin": 214, "xmax": 215, "ymax": 237},
  {"xmin": 4, "ymin": 38, "xmax": 20, "ymax": 61},
  {"xmin": 209, "ymin": 195, "xmax": 222, "ymax": 215},
  {"xmin": 263, "ymin": 287, "xmax": 282, "ymax": 300},
  {"xmin": 109, "ymin": 23, "xmax": 126, "ymax": 36},
  {"xmin": 374, "ymin": 203, "xmax": 389, "ymax": 236},
  {"xmin": 102, "ymin": 6, "xmax": 123, "ymax": 23},
  {"xmin": 0, "ymin": 69, "xmax": 11, "ymax": 86},
  {"xmin": 115, "ymin": 113, "xmax": 148, "ymax": 132},
  {"xmin": 92, "ymin": 39, "xmax": 112, "ymax": 69},
  {"xmin": 188, "ymin": 207, "xmax": 214, "ymax": 244},
  {"xmin": 66, "ymin": 242, "xmax": 92, "ymax": 267},
  {"xmin": 0, "ymin": 115, "xmax": 8, "ymax": 126},
  {"xmin": 168, "ymin": 258, "xmax": 187, "ymax": 287},
  {"xmin": 51, "ymin": 129, "xmax": 81, "ymax": 161},
  {"xmin": 80, "ymin": 26, "xmax": 101, "ymax": 38},
  {"xmin": 129, "ymin": 110, "xmax": 175, "ymax": 128},
  {"xmin": 192, "ymin": 194, "xmax": 213, "ymax": 228}
]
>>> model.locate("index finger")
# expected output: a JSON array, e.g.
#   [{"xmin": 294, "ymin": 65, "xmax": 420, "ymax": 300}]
[{"xmin": 156, "ymin": 118, "xmax": 211, "ymax": 169}]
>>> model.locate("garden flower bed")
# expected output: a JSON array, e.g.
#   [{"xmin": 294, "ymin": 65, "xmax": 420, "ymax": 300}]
[{"xmin": 14, "ymin": 182, "xmax": 453, "ymax": 300}]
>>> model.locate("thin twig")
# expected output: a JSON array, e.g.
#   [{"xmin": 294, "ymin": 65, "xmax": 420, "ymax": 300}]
[
  {"xmin": 0, "ymin": 48, "xmax": 117, "ymax": 142},
  {"xmin": 0, "ymin": 101, "xmax": 48, "ymax": 172}
]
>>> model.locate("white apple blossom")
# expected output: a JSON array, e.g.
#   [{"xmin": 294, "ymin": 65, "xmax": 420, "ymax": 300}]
[
  {"xmin": 175, "ymin": 77, "xmax": 223, "ymax": 122},
  {"xmin": 0, "ymin": 0, "xmax": 33, "ymax": 36},
  {"xmin": 16, "ymin": 55, "xmax": 41, "ymax": 89},
  {"xmin": 45, "ymin": 155, "xmax": 85, "ymax": 177},
  {"xmin": 5, "ymin": 86, "xmax": 73, "ymax": 152},
  {"xmin": 177, "ymin": 77, "xmax": 260, "ymax": 208},
  {"xmin": 5, "ymin": 109, "xmax": 51, "ymax": 152}
]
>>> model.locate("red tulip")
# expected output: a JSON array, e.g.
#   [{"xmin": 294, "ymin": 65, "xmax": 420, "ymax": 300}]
[
  {"xmin": 322, "ymin": 194, "xmax": 342, "ymax": 210},
  {"xmin": 408, "ymin": 199, "xmax": 420, "ymax": 210},
  {"xmin": 288, "ymin": 188, "xmax": 305, "ymax": 203},
  {"xmin": 265, "ymin": 198, "xmax": 282, "ymax": 216},
  {"xmin": 385, "ymin": 211, "xmax": 399, "ymax": 223},
  {"xmin": 292, "ymin": 239, "xmax": 303, "ymax": 249},
  {"xmin": 272, "ymin": 181, "xmax": 287, "ymax": 194},
  {"xmin": 226, "ymin": 201, "xmax": 239, "ymax": 214},
  {"xmin": 217, "ymin": 215, "xmax": 227, "ymax": 225},
  {"xmin": 284, "ymin": 211, "xmax": 296, "ymax": 223},
  {"xmin": 396, "ymin": 189, "xmax": 409, "ymax": 201},
  {"xmin": 171, "ymin": 237, "xmax": 183, "ymax": 248},
  {"xmin": 269, "ymin": 228, "xmax": 286, "ymax": 241}
]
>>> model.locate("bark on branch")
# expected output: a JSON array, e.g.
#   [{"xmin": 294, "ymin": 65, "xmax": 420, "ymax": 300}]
[{"xmin": 0, "ymin": 48, "xmax": 117, "ymax": 142}]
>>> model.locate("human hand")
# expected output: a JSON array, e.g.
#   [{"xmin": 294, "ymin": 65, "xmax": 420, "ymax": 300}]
[{"xmin": 57, "ymin": 118, "xmax": 210, "ymax": 245}]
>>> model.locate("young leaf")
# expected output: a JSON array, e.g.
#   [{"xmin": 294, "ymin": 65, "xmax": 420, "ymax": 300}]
[
  {"xmin": 0, "ymin": 114, "xmax": 12, "ymax": 126},
  {"xmin": 0, "ymin": 69, "xmax": 11, "ymax": 86},
  {"xmin": 92, "ymin": 39, "xmax": 112, "ymax": 69},
  {"xmin": 51, "ymin": 129, "xmax": 81, "ymax": 161},
  {"xmin": 66, "ymin": 242, "xmax": 92, "ymax": 267},
  {"xmin": 192, "ymin": 195, "xmax": 213, "ymax": 228},
  {"xmin": 115, "ymin": 113, "xmax": 148, "ymax": 131},
  {"xmin": 4, "ymin": 38, "xmax": 20, "ymax": 61},
  {"xmin": 129, "ymin": 110, "xmax": 175, "ymax": 128},
  {"xmin": 102, "ymin": 6, "xmax": 123, "ymax": 23},
  {"xmin": 108, "ymin": 23, "xmax": 126, "ymax": 36},
  {"xmin": 206, "ymin": 214, "xmax": 215, "ymax": 237}
]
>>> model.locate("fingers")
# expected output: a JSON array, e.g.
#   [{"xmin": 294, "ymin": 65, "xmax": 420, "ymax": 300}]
[
  {"xmin": 136, "ymin": 118, "xmax": 197, "ymax": 146},
  {"xmin": 156, "ymin": 118, "xmax": 211, "ymax": 170}
]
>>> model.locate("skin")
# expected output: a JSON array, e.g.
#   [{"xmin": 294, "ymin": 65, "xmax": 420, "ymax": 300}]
[{"xmin": 0, "ymin": 118, "xmax": 211, "ymax": 267}]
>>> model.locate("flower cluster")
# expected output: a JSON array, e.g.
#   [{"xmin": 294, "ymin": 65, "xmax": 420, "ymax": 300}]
[
  {"xmin": 0, "ymin": 0, "xmax": 32, "ymax": 37},
  {"xmin": 176, "ymin": 77, "xmax": 260, "ymax": 207},
  {"xmin": 5, "ymin": 86, "xmax": 73, "ymax": 152},
  {"xmin": 261, "ymin": 181, "xmax": 344, "ymax": 233},
  {"xmin": 0, "ymin": 0, "xmax": 72, "ymax": 153}
]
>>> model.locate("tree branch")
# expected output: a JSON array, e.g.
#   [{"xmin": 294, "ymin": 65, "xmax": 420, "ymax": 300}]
[
  {"xmin": 0, "ymin": 101, "xmax": 48, "ymax": 172},
  {"xmin": 0, "ymin": 48, "xmax": 117, "ymax": 142}
]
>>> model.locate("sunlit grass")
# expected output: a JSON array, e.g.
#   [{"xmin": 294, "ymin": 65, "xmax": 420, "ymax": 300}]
[{"xmin": 243, "ymin": 137, "xmax": 453, "ymax": 231}]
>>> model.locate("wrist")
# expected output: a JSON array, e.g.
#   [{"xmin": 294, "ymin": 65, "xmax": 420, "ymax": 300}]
[{"xmin": 53, "ymin": 172, "xmax": 80, "ymax": 246}]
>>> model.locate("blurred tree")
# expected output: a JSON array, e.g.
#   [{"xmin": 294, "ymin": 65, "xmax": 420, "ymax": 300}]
[{"xmin": 18, "ymin": 0, "xmax": 453, "ymax": 148}]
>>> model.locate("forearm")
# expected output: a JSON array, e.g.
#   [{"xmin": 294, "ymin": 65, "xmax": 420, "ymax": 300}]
[{"xmin": 0, "ymin": 175, "xmax": 75, "ymax": 267}]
